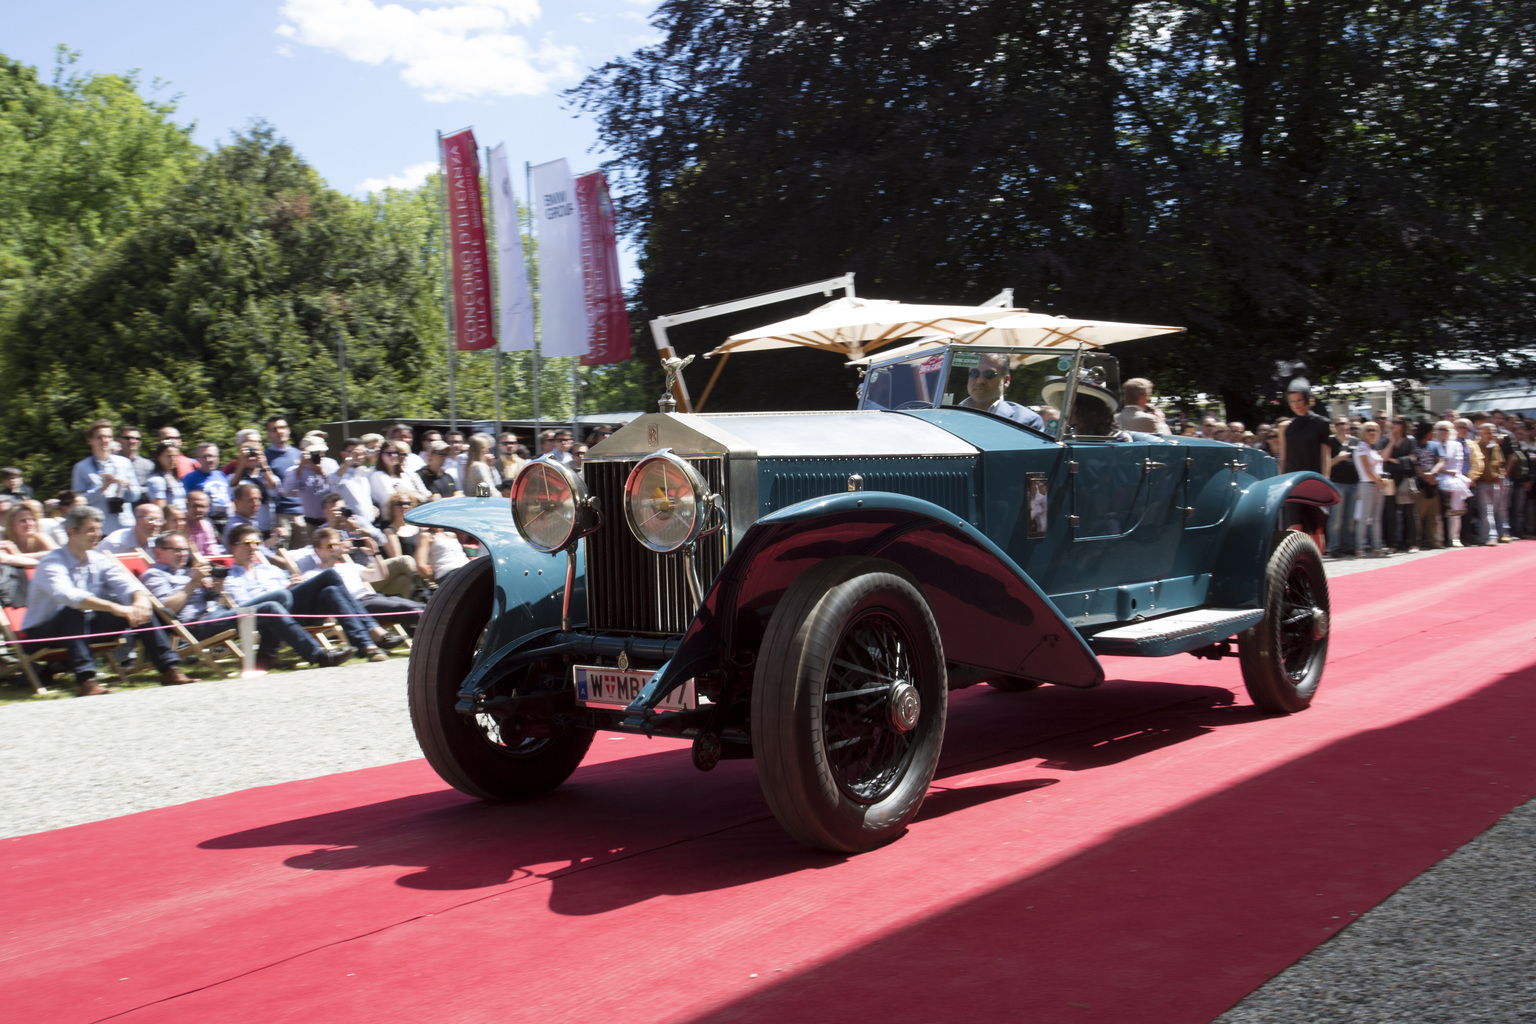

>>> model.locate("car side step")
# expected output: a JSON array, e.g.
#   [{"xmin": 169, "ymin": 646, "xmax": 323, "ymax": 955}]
[{"xmin": 1087, "ymin": 608, "xmax": 1266, "ymax": 658}]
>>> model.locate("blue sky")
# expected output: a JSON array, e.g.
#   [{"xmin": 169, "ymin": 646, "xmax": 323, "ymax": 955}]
[{"xmin": 6, "ymin": 0, "xmax": 661, "ymax": 278}]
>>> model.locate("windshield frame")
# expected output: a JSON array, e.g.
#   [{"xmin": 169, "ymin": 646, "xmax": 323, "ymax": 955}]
[{"xmin": 859, "ymin": 343, "xmax": 1091, "ymax": 439}]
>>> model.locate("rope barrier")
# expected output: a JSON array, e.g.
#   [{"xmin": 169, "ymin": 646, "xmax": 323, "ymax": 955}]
[{"xmin": 5, "ymin": 609, "xmax": 414, "ymax": 646}]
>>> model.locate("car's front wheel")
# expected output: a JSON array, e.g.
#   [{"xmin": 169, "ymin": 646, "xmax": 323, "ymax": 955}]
[
  {"xmin": 752, "ymin": 558, "xmax": 947, "ymax": 852},
  {"xmin": 408, "ymin": 556, "xmax": 593, "ymax": 799},
  {"xmin": 1238, "ymin": 531, "xmax": 1330, "ymax": 713}
]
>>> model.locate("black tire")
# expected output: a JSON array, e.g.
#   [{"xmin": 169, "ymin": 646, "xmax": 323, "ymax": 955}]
[
  {"xmin": 407, "ymin": 556, "xmax": 593, "ymax": 800},
  {"xmin": 752, "ymin": 557, "xmax": 947, "ymax": 852},
  {"xmin": 1238, "ymin": 531, "xmax": 1330, "ymax": 714}
]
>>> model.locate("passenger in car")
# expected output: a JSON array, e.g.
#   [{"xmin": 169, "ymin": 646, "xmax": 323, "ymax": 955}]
[
  {"xmin": 957, "ymin": 353, "xmax": 1045, "ymax": 430},
  {"xmin": 1042, "ymin": 375, "xmax": 1129, "ymax": 440}
]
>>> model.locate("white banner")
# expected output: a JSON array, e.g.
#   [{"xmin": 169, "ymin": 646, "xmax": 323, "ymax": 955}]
[
  {"xmin": 487, "ymin": 144, "xmax": 535, "ymax": 352},
  {"xmin": 531, "ymin": 158, "xmax": 586, "ymax": 359}
]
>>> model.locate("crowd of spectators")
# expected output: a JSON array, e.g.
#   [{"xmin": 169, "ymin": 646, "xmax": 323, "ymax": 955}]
[
  {"xmin": 0, "ymin": 417, "xmax": 620, "ymax": 696},
  {"xmin": 1146, "ymin": 387, "xmax": 1536, "ymax": 557}
]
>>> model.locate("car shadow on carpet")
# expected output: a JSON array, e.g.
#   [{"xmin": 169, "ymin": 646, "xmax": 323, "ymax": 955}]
[{"xmin": 197, "ymin": 676, "xmax": 1284, "ymax": 914}]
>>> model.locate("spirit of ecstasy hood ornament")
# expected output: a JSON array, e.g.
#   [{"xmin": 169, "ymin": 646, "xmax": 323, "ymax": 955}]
[{"xmin": 659, "ymin": 354, "xmax": 695, "ymax": 413}]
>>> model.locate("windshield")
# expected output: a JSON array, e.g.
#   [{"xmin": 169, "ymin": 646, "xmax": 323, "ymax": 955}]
[{"xmin": 863, "ymin": 346, "xmax": 1111, "ymax": 437}]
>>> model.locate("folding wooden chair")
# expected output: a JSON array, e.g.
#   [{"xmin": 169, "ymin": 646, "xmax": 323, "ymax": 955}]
[
  {"xmin": 112, "ymin": 553, "xmax": 242, "ymax": 676},
  {"xmin": 1, "ymin": 605, "xmax": 131, "ymax": 693}
]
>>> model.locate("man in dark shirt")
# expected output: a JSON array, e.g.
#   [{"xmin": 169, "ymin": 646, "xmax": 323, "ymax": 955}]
[
  {"xmin": 264, "ymin": 415, "xmax": 307, "ymax": 547},
  {"xmin": 417, "ymin": 441, "xmax": 460, "ymax": 499},
  {"xmin": 1282, "ymin": 379, "xmax": 1333, "ymax": 550},
  {"xmin": 1325, "ymin": 417, "xmax": 1360, "ymax": 556}
]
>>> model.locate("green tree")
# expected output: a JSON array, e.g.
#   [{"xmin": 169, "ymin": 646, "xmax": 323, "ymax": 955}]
[
  {"xmin": 0, "ymin": 48, "xmax": 199, "ymax": 297},
  {"xmin": 0, "ymin": 127, "xmax": 449, "ymax": 488},
  {"xmin": 573, "ymin": 0, "xmax": 1536, "ymax": 421}
]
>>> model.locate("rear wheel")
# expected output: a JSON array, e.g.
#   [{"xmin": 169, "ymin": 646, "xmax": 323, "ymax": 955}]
[
  {"xmin": 753, "ymin": 558, "xmax": 947, "ymax": 852},
  {"xmin": 408, "ymin": 556, "xmax": 593, "ymax": 799},
  {"xmin": 1238, "ymin": 531, "xmax": 1330, "ymax": 714}
]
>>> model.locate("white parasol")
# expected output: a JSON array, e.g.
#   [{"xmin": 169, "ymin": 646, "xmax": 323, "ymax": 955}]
[
  {"xmin": 846, "ymin": 312, "xmax": 1186, "ymax": 365},
  {"xmin": 704, "ymin": 296, "xmax": 1028, "ymax": 362}
]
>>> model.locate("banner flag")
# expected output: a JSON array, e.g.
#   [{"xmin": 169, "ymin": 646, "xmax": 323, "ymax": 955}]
[
  {"xmin": 487, "ymin": 144, "xmax": 535, "ymax": 352},
  {"xmin": 531, "ymin": 158, "xmax": 586, "ymax": 359},
  {"xmin": 576, "ymin": 171, "xmax": 632, "ymax": 366},
  {"xmin": 440, "ymin": 128, "xmax": 496, "ymax": 351}
]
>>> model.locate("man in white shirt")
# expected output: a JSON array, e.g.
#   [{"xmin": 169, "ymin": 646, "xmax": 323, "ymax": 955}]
[
  {"xmin": 70, "ymin": 419, "xmax": 141, "ymax": 531},
  {"xmin": 282, "ymin": 438, "xmax": 340, "ymax": 530},
  {"xmin": 388, "ymin": 423, "xmax": 425, "ymax": 474},
  {"xmin": 22, "ymin": 506, "xmax": 190, "ymax": 693},
  {"xmin": 97, "ymin": 503, "xmax": 163, "ymax": 555},
  {"xmin": 327, "ymin": 439, "xmax": 378, "ymax": 524},
  {"xmin": 304, "ymin": 527, "xmax": 423, "ymax": 622}
]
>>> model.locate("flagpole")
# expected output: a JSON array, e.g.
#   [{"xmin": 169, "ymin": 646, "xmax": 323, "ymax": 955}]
[
  {"xmin": 485, "ymin": 144, "xmax": 502, "ymax": 440},
  {"xmin": 436, "ymin": 130, "xmax": 458, "ymax": 433},
  {"xmin": 527, "ymin": 160, "xmax": 541, "ymax": 438}
]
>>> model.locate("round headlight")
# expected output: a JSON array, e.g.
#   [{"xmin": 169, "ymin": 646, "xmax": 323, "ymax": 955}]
[
  {"xmin": 511, "ymin": 459, "xmax": 592, "ymax": 553},
  {"xmin": 624, "ymin": 451, "xmax": 711, "ymax": 553}
]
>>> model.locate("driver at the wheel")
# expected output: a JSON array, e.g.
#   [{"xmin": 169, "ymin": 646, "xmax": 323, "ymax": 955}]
[{"xmin": 957, "ymin": 353, "xmax": 1044, "ymax": 429}]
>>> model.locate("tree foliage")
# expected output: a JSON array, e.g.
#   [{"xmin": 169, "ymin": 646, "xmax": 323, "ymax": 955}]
[
  {"xmin": 573, "ymin": 0, "xmax": 1536, "ymax": 420},
  {"xmin": 0, "ymin": 48, "xmax": 200, "ymax": 296},
  {"xmin": 0, "ymin": 48, "xmax": 636, "ymax": 490}
]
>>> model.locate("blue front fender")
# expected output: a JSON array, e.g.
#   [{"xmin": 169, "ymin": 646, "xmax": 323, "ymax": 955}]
[
  {"xmin": 638, "ymin": 490, "xmax": 1105, "ymax": 709},
  {"xmin": 405, "ymin": 496, "xmax": 579, "ymax": 661},
  {"xmin": 1208, "ymin": 471, "xmax": 1339, "ymax": 607}
]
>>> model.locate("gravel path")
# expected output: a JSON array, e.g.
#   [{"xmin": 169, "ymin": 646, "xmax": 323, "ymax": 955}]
[
  {"xmin": 3, "ymin": 542, "xmax": 1529, "ymax": 1022},
  {"xmin": 0, "ymin": 659, "xmax": 418, "ymax": 839}
]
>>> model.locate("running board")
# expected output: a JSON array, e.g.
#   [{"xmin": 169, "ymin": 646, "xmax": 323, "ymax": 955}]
[{"xmin": 1087, "ymin": 608, "xmax": 1265, "ymax": 658}]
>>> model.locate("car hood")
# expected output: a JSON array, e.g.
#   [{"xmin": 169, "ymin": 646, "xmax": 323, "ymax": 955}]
[{"xmin": 587, "ymin": 411, "xmax": 978, "ymax": 460}]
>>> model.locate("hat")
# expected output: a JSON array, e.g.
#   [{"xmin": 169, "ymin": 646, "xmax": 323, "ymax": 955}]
[
  {"xmin": 1285, "ymin": 377, "xmax": 1312, "ymax": 399},
  {"xmin": 301, "ymin": 439, "xmax": 328, "ymax": 454},
  {"xmin": 1040, "ymin": 375, "xmax": 1121, "ymax": 415},
  {"xmin": 425, "ymin": 440, "xmax": 450, "ymax": 453}
]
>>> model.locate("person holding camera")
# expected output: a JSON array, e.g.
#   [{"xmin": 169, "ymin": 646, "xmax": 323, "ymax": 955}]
[
  {"xmin": 229, "ymin": 444, "xmax": 281, "ymax": 532},
  {"xmin": 282, "ymin": 436, "xmax": 339, "ymax": 540},
  {"xmin": 71, "ymin": 419, "xmax": 142, "ymax": 531},
  {"xmin": 327, "ymin": 438, "xmax": 378, "ymax": 525},
  {"xmin": 141, "ymin": 530, "xmax": 353, "ymax": 670}
]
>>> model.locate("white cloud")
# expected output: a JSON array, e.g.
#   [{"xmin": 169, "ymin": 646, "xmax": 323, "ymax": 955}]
[
  {"xmin": 355, "ymin": 160, "xmax": 438, "ymax": 193},
  {"xmin": 277, "ymin": 0, "xmax": 581, "ymax": 102}
]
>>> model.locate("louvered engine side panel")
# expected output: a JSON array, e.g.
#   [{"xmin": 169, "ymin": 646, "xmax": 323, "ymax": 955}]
[
  {"xmin": 763, "ymin": 458, "xmax": 977, "ymax": 520},
  {"xmin": 583, "ymin": 457, "xmax": 727, "ymax": 635}
]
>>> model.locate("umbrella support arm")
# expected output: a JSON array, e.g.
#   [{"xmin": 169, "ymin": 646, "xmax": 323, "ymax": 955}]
[{"xmin": 649, "ymin": 273, "xmax": 857, "ymax": 413}]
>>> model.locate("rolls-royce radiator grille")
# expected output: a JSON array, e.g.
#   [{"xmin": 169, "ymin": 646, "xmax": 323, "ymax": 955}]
[{"xmin": 583, "ymin": 457, "xmax": 728, "ymax": 635}]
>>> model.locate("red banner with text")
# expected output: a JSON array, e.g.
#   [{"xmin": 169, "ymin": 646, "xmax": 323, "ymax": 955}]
[
  {"xmin": 441, "ymin": 129, "xmax": 496, "ymax": 350},
  {"xmin": 576, "ymin": 171, "xmax": 631, "ymax": 365}
]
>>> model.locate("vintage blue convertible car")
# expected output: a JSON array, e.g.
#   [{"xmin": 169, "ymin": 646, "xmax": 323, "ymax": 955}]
[{"xmin": 406, "ymin": 344, "xmax": 1339, "ymax": 852}]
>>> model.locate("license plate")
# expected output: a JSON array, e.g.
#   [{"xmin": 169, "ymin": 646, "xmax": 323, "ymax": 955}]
[{"xmin": 572, "ymin": 665, "xmax": 696, "ymax": 711}]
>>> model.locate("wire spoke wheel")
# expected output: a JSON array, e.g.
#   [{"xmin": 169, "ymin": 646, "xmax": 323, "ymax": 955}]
[
  {"xmin": 822, "ymin": 611, "xmax": 918, "ymax": 804},
  {"xmin": 408, "ymin": 557, "xmax": 592, "ymax": 800},
  {"xmin": 754, "ymin": 558, "xmax": 947, "ymax": 853},
  {"xmin": 1239, "ymin": 531, "xmax": 1330, "ymax": 714}
]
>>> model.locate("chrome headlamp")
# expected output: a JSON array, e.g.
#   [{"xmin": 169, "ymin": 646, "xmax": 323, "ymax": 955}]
[
  {"xmin": 623, "ymin": 450, "xmax": 718, "ymax": 553},
  {"xmin": 511, "ymin": 458, "xmax": 600, "ymax": 553}
]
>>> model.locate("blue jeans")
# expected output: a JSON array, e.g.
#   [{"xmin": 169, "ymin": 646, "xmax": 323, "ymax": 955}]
[
  {"xmin": 242, "ymin": 568, "xmax": 380, "ymax": 650},
  {"xmin": 24, "ymin": 606, "xmax": 179, "ymax": 679},
  {"xmin": 186, "ymin": 601, "xmax": 323, "ymax": 662},
  {"xmin": 1354, "ymin": 481, "xmax": 1383, "ymax": 552},
  {"xmin": 1327, "ymin": 482, "xmax": 1357, "ymax": 553}
]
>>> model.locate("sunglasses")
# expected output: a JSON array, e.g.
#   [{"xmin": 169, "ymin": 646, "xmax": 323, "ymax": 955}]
[{"xmin": 968, "ymin": 368, "xmax": 1002, "ymax": 381}]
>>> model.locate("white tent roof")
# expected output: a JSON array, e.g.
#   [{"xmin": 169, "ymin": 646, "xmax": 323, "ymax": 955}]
[{"xmin": 849, "ymin": 312, "xmax": 1185, "ymax": 365}]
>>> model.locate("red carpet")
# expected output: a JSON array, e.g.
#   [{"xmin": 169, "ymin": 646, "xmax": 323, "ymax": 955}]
[{"xmin": 5, "ymin": 546, "xmax": 1536, "ymax": 1023}]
